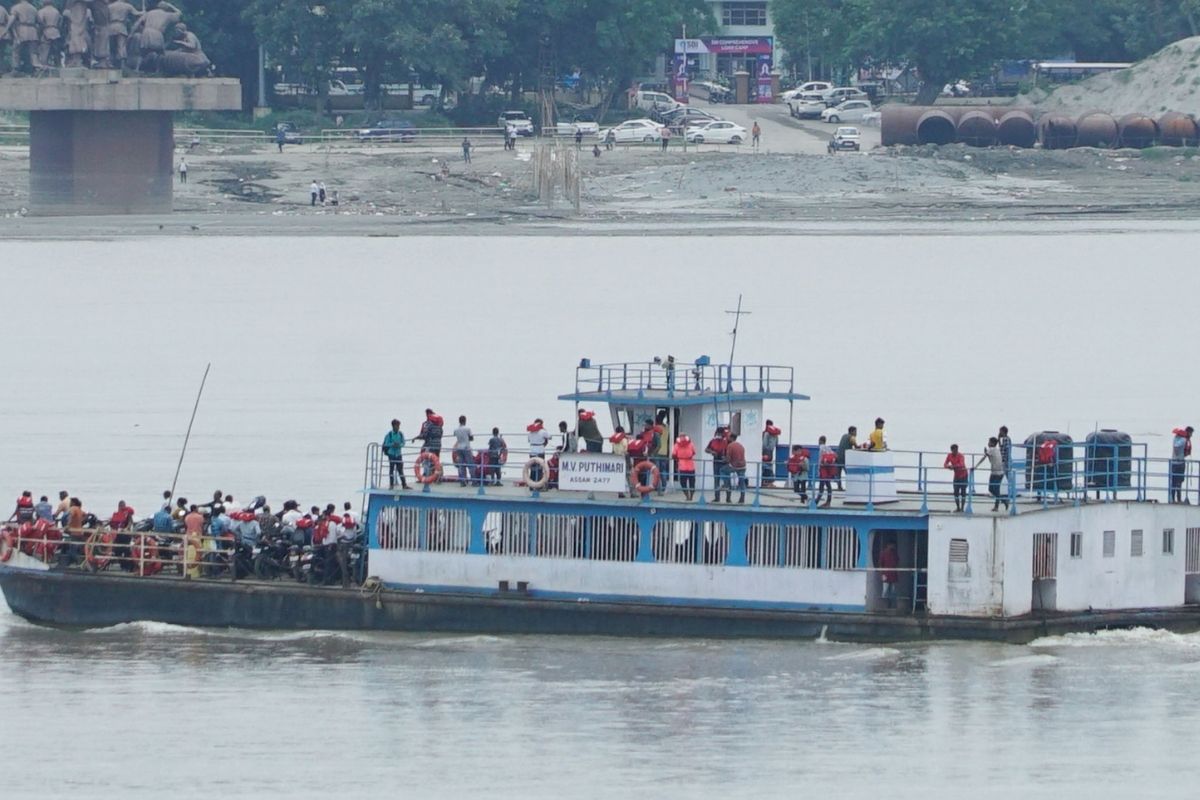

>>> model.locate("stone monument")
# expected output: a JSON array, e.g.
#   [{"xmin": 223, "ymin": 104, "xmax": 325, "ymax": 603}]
[{"xmin": 0, "ymin": 0, "xmax": 241, "ymax": 215}]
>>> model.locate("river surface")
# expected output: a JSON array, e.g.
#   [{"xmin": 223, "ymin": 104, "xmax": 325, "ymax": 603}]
[{"xmin": 2, "ymin": 226, "xmax": 1199, "ymax": 797}]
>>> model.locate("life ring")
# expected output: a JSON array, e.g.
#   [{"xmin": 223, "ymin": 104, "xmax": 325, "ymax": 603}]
[
  {"xmin": 632, "ymin": 460, "xmax": 661, "ymax": 496},
  {"xmin": 523, "ymin": 457, "xmax": 549, "ymax": 491},
  {"xmin": 85, "ymin": 529, "xmax": 117, "ymax": 570},
  {"xmin": 414, "ymin": 452, "xmax": 443, "ymax": 484},
  {"xmin": 0, "ymin": 528, "xmax": 16, "ymax": 562},
  {"xmin": 130, "ymin": 535, "xmax": 160, "ymax": 576}
]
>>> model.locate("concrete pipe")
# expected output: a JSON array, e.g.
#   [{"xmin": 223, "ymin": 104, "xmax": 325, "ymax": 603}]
[
  {"xmin": 1158, "ymin": 112, "xmax": 1198, "ymax": 147},
  {"xmin": 1118, "ymin": 113, "xmax": 1159, "ymax": 149},
  {"xmin": 916, "ymin": 109, "xmax": 957, "ymax": 145},
  {"xmin": 880, "ymin": 105, "xmax": 927, "ymax": 146},
  {"xmin": 996, "ymin": 110, "xmax": 1037, "ymax": 148},
  {"xmin": 956, "ymin": 110, "xmax": 998, "ymax": 147},
  {"xmin": 1076, "ymin": 111, "xmax": 1118, "ymax": 148},
  {"xmin": 1038, "ymin": 114, "xmax": 1077, "ymax": 150}
]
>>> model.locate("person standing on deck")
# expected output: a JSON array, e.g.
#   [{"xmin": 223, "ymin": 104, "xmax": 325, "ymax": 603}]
[
  {"xmin": 527, "ymin": 418, "xmax": 550, "ymax": 485},
  {"xmin": 1171, "ymin": 426, "xmax": 1193, "ymax": 504},
  {"xmin": 787, "ymin": 445, "xmax": 810, "ymax": 502},
  {"xmin": 944, "ymin": 444, "xmax": 969, "ymax": 512},
  {"xmin": 558, "ymin": 420, "xmax": 578, "ymax": 454},
  {"xmin": 762, "ymin": 420, "xmax": 781, "ymax": 487},
  {"xmin": 383, "ymin": 419, "xmax": 409, "ymax": 490},
  {"xmin": 487, "ymin": 428, "xmax": 507, "ymax": 486},
  {"xmin": 9, "ymin": 491, "xmax": 34, "ymax": 523},
  {"xmin": 975, "ymin": 437, "xmax": 1007, "ymax": 511},
  {"xmin": 725, "ymin": 433, "xmax": 749, "ymax": 504},
  {"xmin": 867, "ymin": 418, "xmax": 887, "ymax": 451},
  {"xmin": 53, "ymin": 490, "xmax": 70, "ymax": 526},
  {"xmin": 453, "ymin": 415, "xmax": 474, "ymax": 486},
  {"xmin": 577, "ymin": 409, "xmax": 603, "ymax": 453},
  {"xmin": 183, "ymin": 504, "xmax": 204, "ymax": 579},
  {"xmin": 817, "ymin": 436, "xmax": 836, "ymax": 507},
  {"xmin": 836, "ymin": 426, "xmax": 857, "ymax": 490},
  {"xmin": 653, "ymin": 412, "xmax": 670, "ymax": 495},
  {"xmin": 997, "ymin": 425, "xmax": 1013, "ymax": 500},
  {"xmin": 34, "ymin": 495, "xmax": 53, "ymax": 522},
  {"xmin": 673, "ymin": 434, "xmax": 697, "ymax": 500},
  {"xmin": 610, "ymin": 427, "xmax": 630, "ymax": 497},
  {"xmin": 414, "ymin": 409, "xmax": 445, "ymax": 480},
  {"xmin": 177, "ymin": 158, "xmax": 187, "ymax": 184},
  {"xmin": 706, "ymin": 426, "xmax": 729, "ymax": 501},
  {"xmin": 878, "ymin": 541, "xmax": 899, "ymax": 609}
]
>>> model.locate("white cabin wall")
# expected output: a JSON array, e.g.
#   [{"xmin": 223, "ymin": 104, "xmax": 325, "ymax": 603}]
[{"xmin": 926, "ymin": 516, "xmax": 1003, "ymax": 616}]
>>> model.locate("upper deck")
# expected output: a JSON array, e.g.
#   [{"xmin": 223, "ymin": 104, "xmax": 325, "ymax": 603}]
[{"xmin": 557, "ymin": 358, "xmax": 809, "ymax": 407}]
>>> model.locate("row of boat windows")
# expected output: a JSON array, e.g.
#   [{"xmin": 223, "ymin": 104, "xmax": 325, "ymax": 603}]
[
  {"xmin": 374, "ymin": 507, "xmax": 861, "ymax": 569},
  {"xmin": 1031, "ymin": 527, "xmax": 1200, "ymax": 579}
]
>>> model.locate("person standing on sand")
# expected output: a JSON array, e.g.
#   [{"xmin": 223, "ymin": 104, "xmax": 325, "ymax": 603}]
[
  {"xmin": 660, "ymin": 126, "xmax": 671, "ymax": 152},
  {"xmin": 276, "ymin": 127, "xmax": 286, "ymax": 153},
  {"xmin": 310, "ymin": 180, "xmax": 318, "ymax": 206},
  {"xmin": 461, "ymin": 137, "xmax": 472, "ymax": 163},
  {"xmin": 177, "ymin": 158, "xmax": 187, "ymax": 184},
  {"xmin": 751, "ymin": 121, "xmax": 761, "ymax": 149},
  {"xmin": 318, "ymin": 181, "xmax": 327, "ymax": 205}
]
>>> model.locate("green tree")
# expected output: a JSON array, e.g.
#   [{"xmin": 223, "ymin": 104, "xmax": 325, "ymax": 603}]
[
  {"xmin": 246, "ymin": 0, "xmax": 347, "ymax": 111},
  {"xmin": 180, "ymin": 0, "xmax": 260, "ymax": 110}
]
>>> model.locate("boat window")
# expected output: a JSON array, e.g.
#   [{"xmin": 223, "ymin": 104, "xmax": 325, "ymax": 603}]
[
  {"xmin": 827, "ymin": 526, "xmax": 859, "ymax": 570},
  {"xmin": 948, "ymin": 539, "xmax": 969, "ymax": 564},
  {"xmin": 1187, "ymin": 528, "xmax": 1200, "ymax": 573},
  {"xmin": 1130, "ymin": 529, "xmax": 1144, "ymax": 557},
  {"xmin": 652, "ymin": 520, "xmax": 696, "ymax": 564},
  {"xmin": 782, "ymin": 525, "xmax": 821, "ymax": 568},
  {"xmin": 1163, "ymin": 528, "xmax": 1175, "ymax": 556},
  {"xmin": 590, "ymin": 516, "xmax": 639, "ymax": 561},
  {"xmin": 1070, "ymin": 532, "xmax": 1083, "ymax": 559},
  {"xmin": 426, "ymin": 509, "xmax": 469, "ymax": 553},
  {"xmin": 537, "ymin": 514, "xmax": 583, "ymax": 559},
  {"xmin": 1033, "ymin": 532, "xmax": 1058, "ymax": 579},
  {"xmin": 746, "ymin": 524, "xmax": 779, "ymax": 566},
  {"xmin": 1103, "ymin": 530, "xmax": 1116, "ymax": 558},
  {"xmin": 375, "ymin": 505, "xmax": 420, "ymax": 550},
  {"xmin": 484, "ymin": 511, "xmax": 530, "ymax": 556}
]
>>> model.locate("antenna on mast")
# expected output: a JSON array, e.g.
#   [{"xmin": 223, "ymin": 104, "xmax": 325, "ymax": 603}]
[{"xmin": 725, "ymin": 294, "xmax": 751, "ymax": 371}]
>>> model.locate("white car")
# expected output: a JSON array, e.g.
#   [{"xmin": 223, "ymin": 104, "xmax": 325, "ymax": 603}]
[
  {"xmin": 821, "ymin": 87, "xmax": 869, "ymax": 106},
  {"xmin": 498, "ymin": 110, "xmax": 535, "ymax": 136},
  {"xmin": 635, "ymin": 90, "xmax": 681, "ymax": 113},
  {"xmin": 555, "ymin": 114, "xmax": 600, "ymax": 137},
  {"xmin": 797, "ymin": 81, "xmax": 832, "ymax": 94},
  {"xmin": 827, "ymin": 126, "xmax": 862, "ymax": 153},
  {"xmin": 597, "ymin": 118, "xmax": 663, "ymax": 143},
  {"xmin": 821, "ymin": 100, "xmax": 874, "ymax": 124},
  {"xmin": 788, "ymin": 93, "xmax": 827, "ymax": 119},
  {"xmin": 685, "ymin": 120, "xmax": 748, "ymax": 144}
]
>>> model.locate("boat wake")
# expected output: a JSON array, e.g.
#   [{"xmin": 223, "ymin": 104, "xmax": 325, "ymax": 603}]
[
  {"xmin": 989, "ymin": 653, "xmax": 1059, "ymax": 668},
  {"xmin": 822, "ymin": 646, "xmax": 902, "ymax": 661},
  {"xmin": 1029, "ymin": 627, "xmax": 1200, "ymax": 649}
]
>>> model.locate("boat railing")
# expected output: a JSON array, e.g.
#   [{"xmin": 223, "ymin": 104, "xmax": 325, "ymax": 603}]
[
  {"xmin": 365, "ymin": 440, "xmax": 1197, "ymax": 515},
  {"xmin": 570, "ymin": 361, "xmax": 796, "ymax": 398}
]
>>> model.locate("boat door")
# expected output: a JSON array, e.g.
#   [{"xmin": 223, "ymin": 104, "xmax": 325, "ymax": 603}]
[
  {"xmin": 1032, "ymin": 532, "xmax": 1058, "ymax": 611},
  {"xmin": 1186, "ymin": 528, "xmax": 1200, "ymax": 604},
  {"xmin": 868, "ymin": 530, "xmax": 924, "ymax": 613}
]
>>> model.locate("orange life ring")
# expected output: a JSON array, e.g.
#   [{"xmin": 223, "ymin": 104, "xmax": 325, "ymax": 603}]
[
  {"xmin": 522, "ymin": 457, "xmax": 549, "ymax": 490},
  {"xmin": 632, "ymin": 460, "xmax": 661, "ymax": 496},
  {"xmin": 0, "ymin": 528, "xmax": 16, "ymax": 562},
  {"xmin": 130, "ymin": 535, "xmax": 160, "ymax": 576},
  {"xmin": 414, "ymin": 452, "xmax": 443, "ymax": 484},
  {"xmin": 85, "ymin": 529, "xmax": 117, "ymax": 570}
]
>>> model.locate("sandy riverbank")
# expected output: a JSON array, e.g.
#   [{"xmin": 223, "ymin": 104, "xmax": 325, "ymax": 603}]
[{"xmin": 1, "ymin": 120, "xmax": 1199, "ymax": 238}]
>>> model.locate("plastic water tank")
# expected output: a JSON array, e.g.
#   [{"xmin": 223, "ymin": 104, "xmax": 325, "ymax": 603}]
[
  {"xmin": 1084, "ymin": 429, "xmax": 1132, "ymax": 490},
  {"xmin": 1023, "ymin": 431, "xmax": 1074, "ymax": 492}
]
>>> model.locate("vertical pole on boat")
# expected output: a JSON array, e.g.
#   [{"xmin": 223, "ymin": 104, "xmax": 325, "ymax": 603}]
[{"xmin": 169, "ymin": 363, "xmax": 211, "ymax": 503}]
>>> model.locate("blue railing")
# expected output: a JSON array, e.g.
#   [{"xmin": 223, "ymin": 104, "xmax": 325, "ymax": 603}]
[{"xmin": 569, "ymin": 361, "xmax": 796, "ymax": 399}]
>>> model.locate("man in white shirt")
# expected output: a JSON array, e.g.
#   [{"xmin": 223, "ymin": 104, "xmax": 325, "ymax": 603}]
[
  {"xmin": 453, "ymin": 415, "xmax": 474, "ymax": 486},
  {"xmin": 527, "ymin": 418, "xmax": 550, "ymax": 484},
  {"xmin": 975, "ymin": 437, "xmax": 1007, "ymax": 511}
]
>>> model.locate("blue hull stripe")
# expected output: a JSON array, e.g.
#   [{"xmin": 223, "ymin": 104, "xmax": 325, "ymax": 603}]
[{"xmin": 380, "ymin": 581, "xmax": 867, "ymax": 613}]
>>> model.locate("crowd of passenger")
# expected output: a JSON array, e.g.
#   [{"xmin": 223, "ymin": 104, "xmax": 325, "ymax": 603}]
[{"xmin": 4, "ymin": 489, "xmax": 364, "ymax": 586}]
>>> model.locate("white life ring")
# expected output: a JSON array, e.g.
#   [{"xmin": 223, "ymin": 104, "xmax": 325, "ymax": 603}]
[{"xmin": 523, "ymin": 457, "xmax": 549, "ymax": 491}]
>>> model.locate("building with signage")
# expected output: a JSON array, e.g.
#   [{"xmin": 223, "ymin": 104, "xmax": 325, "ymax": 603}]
[{"xmin": 698, "ymin": 1, "xmax": 780, "ymax": 78}]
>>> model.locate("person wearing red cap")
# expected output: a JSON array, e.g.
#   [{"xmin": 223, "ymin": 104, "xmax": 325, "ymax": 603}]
[{"xmin": 527, "ymin": 418, "xmax": 550, "ymax": 484}]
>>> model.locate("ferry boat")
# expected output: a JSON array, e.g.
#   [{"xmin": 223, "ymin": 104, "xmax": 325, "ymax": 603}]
[{"xmin": 3, "ymin": 357, "xmax": 1200, "ymax": 643}]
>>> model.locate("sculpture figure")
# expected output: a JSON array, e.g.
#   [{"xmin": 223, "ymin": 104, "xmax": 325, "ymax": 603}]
[
  {"xmin": 128, "ymin": 0, "xmax": 179, "ymax": 72},
  {"xmin": 0, "ymin": 6, "xmax": 11, "ymax": 72},
  {"xmin": 3, "ymin": 0, "xmax": 40, "ymax": 73},
  {"xmin": 104, "ymin": 0, "xmax": 137, "ymax": 69},
  {"xmin": 62, "ymin": 0, "xmax": 88, "ymax": 67},
  {"xmin": 36, "ymin": 0, "xmax": 62, "ymax": 70},
  {"xmin": 159, "ymin": 21, "xmax": 208, "ymax": 77},
  {"xmin": 88, "ymin": 0, "xmax": 109, "ymax": 67}
]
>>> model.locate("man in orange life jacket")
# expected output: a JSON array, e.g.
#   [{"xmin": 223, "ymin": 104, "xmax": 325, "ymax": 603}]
[
  {"xmin": 9, "ymin": 491, "xmax": 34, "ymax": 524},
  {"xmin": 1171, "ymin": 426, "xmax": 1193, "ymax": 504},
  {"xmin": 1035, "ymin": 437, "xmax": 1057, "ymax": 500}
]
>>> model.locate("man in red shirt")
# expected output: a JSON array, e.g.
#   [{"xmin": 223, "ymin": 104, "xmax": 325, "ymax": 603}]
[
  {"xmin": 724, "ymin": 433, "xmax": 748, "ymax": 504},
  {"xmin": 705, "ymin": 427, "xmax": 729, "ymax": 501},
  {"xmin": 878, "ymin": 541, "xmax": 900, "ymax": 609},
  {"xmin": 944, "ymin": 444, "xmax": 968, "ymax": 512},
  {"xmin": 109, "ymin": 500, "xmax": 135, "ymax": 530}
]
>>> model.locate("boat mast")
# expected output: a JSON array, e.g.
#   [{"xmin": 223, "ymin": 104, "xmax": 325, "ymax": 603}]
[
  {"xmin": 724, "ymin": 294, "xmax": 751, "ymax": 423},
  {"xmin": 169, "ymin": 363, "xmax": 212, "ymax": 502}
]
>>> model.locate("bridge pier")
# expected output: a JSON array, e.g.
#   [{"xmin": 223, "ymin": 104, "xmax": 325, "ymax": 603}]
[{"xmin": 0, "ymin": 75, "xmax": 240, "ymax": 216}]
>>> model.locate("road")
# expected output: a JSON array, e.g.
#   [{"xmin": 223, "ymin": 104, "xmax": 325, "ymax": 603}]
[{"xmin": 706, "ymin": 101, "xmax": 882, "ymax": 155}]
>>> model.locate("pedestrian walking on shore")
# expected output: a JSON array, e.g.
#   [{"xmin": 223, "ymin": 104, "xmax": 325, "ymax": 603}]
[
  {"xmin": 275, "ymin": 127, "xmax": 285, "ymax": 153},
  {"xmin": 178, "ymin": 158, "xmax": 188, "ymax": 184},
  {"xmin": 310, "ymin": 180, "xmax": 318, "ymax": 206},
  {"xmin": 660, "ymin": 126, "xmax": 671, "ymax": 152},
  {"xmin": 574, "ymin": 128, "xmax": 583, "ymax": 148},
  {"xmin": 318, "ymin": 181, "xmax": 327, "ymax": 205},
  {"xmin": 751, "ymin": 121, "xmax": 761, "ymax": 149},
  {"xmin": 605, "ymin": 129, "xmax": 615, "ymax": 151},
  {"xmin": 461, "ymin": 137, "xmax": 472, "ymax": 163}
]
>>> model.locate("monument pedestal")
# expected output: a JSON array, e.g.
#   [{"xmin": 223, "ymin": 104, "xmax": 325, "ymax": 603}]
[{"xmin": 0, "ymin": 76, "xmax": 240, "ymax": 215}]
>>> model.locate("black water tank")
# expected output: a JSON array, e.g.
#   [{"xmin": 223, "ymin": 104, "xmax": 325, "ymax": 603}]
[
  {"xmin": 1084, "ymin": 429, "xmax": 1132, "ymax": 489},
  {"xmin": 1023, "ymin": 431, "xmax": 1074, "ymax": 492}
]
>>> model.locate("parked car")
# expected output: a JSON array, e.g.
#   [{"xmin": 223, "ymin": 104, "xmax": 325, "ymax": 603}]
[
  {"xmin": 555, "ymin": 113, "xmax": 600, "ymax": 137},
  {"xmin": 685, "ymin": 120, "xmax": 748, "ymax": 144},
  {"xmin": 788, "ymin": 93, "xmax": 827, "ymax": 119},
  {"xmin": 821, "ymin": 87, "xmax": 869, "ymax": 107},
  {"xmin": 635, "ymin": 90, "xmax": 681, "ymax": 113},
  {"xmin": 356, "ymin": 118, "xmax": 416, "ymax": 142},
  {"xmin": 661, "ymin": 106, "xmax": 721, "ymax": 129},
  {"xmin": 596, "ymin": 118, "xmax": 663, "ymax": 143},
  {"xmin": 827, "ymin": 126, "xmax": 862, "ymax": 153},
  {"xmin": 274, "ymin": 122, "xmax": 303, "ymax": 145},
  {"xmin": 498, "ymin": 110, "xmax": 535, "ymax": 137},
  {"xmin": 797, "ymin": 81, "xmax": 833, "ymax": 95},
  {"xmin": 821, "ymin": 99, "xmax": 874, "ymax": 124}
]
